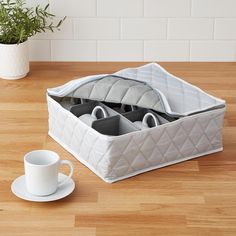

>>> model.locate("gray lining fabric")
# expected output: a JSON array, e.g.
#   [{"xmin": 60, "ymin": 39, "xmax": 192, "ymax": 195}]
[{"xmin": 71, "ymin": 75, "xmax": 166, "ymax": 114}]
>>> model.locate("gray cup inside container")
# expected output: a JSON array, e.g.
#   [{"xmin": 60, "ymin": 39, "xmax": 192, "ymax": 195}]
[{"xmin": 123, "ymin": 108, "xmax": 170, "ymax": 126}]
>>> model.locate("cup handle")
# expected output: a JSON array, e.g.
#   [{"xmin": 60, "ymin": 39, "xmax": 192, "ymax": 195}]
[
  {"xmin": 142, "ymin": 113, "xmax": 160, "ymax": 128},
  {"xmin": 58, "ymin": 160, "xmax": 74, "ymax": 187},
  {"xmin": 91, "ymin": 106, "xmax": 108, "ymax": 119}
]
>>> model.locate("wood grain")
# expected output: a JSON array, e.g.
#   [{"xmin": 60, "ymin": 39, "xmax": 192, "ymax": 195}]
[{"xmin": 0, "ymin": 62, "xmax": 235, "ymax": 236}]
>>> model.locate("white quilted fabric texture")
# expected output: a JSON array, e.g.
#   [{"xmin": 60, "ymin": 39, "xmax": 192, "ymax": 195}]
[
  {"xmin": 114, "ymin": 63, "xmax": 225, "ymax": 116},
  {"xmin": 47, "ymin": 63, "xmax": 225, "ymax": 183},
  {"xmin": 48, "ymin": 63, "xmax": 225, "ymax": 117}
]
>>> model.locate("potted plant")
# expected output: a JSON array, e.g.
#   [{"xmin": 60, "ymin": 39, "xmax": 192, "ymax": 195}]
[{"xmin": 0, "ymin": 0, "xmax": 65, "ymax": 80}]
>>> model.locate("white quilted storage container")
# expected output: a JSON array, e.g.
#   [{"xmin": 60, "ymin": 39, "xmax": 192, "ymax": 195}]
[{"xmin": 47, "ymin": 63, "xmax": 225, "ymax": 183}]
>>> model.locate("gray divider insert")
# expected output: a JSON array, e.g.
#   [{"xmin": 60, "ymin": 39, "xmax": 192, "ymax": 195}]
[
  {"xmin": 100, "ymin": 102, "xmax": 141, "ymax": 133},
  {"xmin": 52, "ymin": 95, "xmax": 85, "ymax": 111},
  {"xmin": 70, "ymin": 100, "xmax": 121, "ymax": 118},
  {"xmin": 92, "ymin": 116, "xmax": 120, "ymax": 136},
  {"xmin": 70, "ymin": 101, "xmax": 97, "ymax": 117},
  {"xmin": 70, "ymin": 100, "xmax": 139, "ymax": 136},
  {"xmin": 122, "ymin": 108, "xmax": 170, "ymax": 125},
  {"xmin": 92, "ymin": 115, "xmax": 139, "ymax": 136}
]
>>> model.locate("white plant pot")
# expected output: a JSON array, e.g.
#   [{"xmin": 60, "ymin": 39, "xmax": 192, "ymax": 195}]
[{"xmin": 0, "ymin": 40, "xmax": 29, "ymax": 80}]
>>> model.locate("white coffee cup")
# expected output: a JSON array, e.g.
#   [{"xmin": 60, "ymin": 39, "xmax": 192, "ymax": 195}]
[
  {"xmin": 79, "ymin": 105, "xmax": 108, "ymax": 127},
  {"xmin": 134, "ymin": 113, "xmax": 160, "ymax": 130},
  {"xmin": 24, "ymin": 150, "xmax": 74, "ymax": 196}
]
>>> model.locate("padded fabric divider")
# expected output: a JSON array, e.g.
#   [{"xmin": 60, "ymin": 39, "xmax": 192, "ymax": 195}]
[
  {"xmin": 70, "ymin": 101, "xmax": 97, "ymax": 117},
  {"xmin": 57, "ymin": 96, "xmax": 84, "ymax": 110},
  {"xmin": 123, "ymin": 108, "xmax": 170, "ymax": 125},
  {"xmin": 70, "ymin": 100, "xmax": 130, "ymax": 118},
  {"xmin": 92, "ymin": 115, "xmax": 139, "ymax": 136},
  {"xmin": 70, "ymin": 100, "xmax": 139, "ymax": 135}
]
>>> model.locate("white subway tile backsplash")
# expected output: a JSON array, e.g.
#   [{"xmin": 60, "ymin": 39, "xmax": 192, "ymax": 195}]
[
  {"xmin": 144, "ymin": 40, "xmax": 189, "ymax": 61},
  {"xmin": 50, "ymin": 0, "xmax": 96, "ymax": 17},
  {"xmin": 97, "ymin": 41, "xmax": 143, "ymax": 61},
  {"xmin": 122, "ymin": 19, "xmax": 167, "ymax": 39},
  {"xmin": 144, "ymin": 0, "xmax": 190, "ymax": 17},
  {"xmin": 26, "ymin": 0, "xmax": 236, "ymax": 61},
  {"xmin": 26, "ymin": 0, "xmax": 48, "ymax": 7},
  {"xmin": 29, "ymin": 40, "xmax": 51, "ymax": 61},
  {"xmin": 74, "ymin": 19, "xmax": 120, "ymax": 39},
  {"xmin": 51, "ymin": 40, "xmax": 97, "ymax": 61},
  {"xmin": 215, "ymin": 19, "xmax": 236, "ymax": 39},
  {"xmin": 168, "ymin": 18, "xmax": 214, "ymax": 39},
  {"xmin": 190, "ymin": 41, "xmax": 236, "ymax": 61},
  {"xmin": 192, "ymin": 0, "xmax": 236, "ymax": 17},
  {"xmin": 97, "ymin": 0, "xmax": 143, "ymax": 17}
]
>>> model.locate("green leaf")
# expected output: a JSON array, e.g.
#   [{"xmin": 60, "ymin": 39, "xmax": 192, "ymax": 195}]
[
  {"xmin": 44, "ymin": 3, "xmax": 49, "ymax": 11},
  {"xmin": 0, "ymin": 0, "xmax": 65, "ymax": 44}
]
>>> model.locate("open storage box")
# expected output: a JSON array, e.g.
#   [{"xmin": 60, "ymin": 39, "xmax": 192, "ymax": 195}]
[{"xmin": 47, "ymin": 63, "xmax": 225, "ymax": 183}]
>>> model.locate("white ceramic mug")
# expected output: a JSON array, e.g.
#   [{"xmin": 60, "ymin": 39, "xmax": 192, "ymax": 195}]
[
  {"xmin": 24, "ymin": 150, "xmax": 74, "ymax": 196},
  {"xmin": 79, "ymin": 105, "xmax": 108, "ymax": 127},
  {"xmin": 134, "ymin": 113, "xmax": 160, "ymax": 130}
]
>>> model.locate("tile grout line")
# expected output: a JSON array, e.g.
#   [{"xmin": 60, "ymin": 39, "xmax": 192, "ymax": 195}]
[
  {"xmin": 190, "ymin": 0, "xmax": 193, "ymax": 16},
  {"xmin": 70, "ymin": 16, "xmax": 234, "ymax": 20},
  {"xmin": 95, "ymin": 0, "xmax": 98, "ymax": 17},
  {"xmin": 142, "ymin": 0, "xmax": 145, "ymax": 17}
]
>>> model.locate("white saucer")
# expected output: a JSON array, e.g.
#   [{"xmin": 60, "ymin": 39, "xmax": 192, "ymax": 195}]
[{"xmin": 11, "ymin": 173, "xmax": 75, "ymax": 202}]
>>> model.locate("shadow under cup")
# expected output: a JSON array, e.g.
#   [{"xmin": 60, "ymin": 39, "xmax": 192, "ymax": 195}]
[{"xmin": 24, "ymin": 150, "xmax": 63, "ymax": 196}]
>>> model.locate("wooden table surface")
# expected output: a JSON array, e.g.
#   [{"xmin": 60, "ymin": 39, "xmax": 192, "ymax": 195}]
[{"xmin": 0, "ymin": 62, "xmax": 236, "ymax": 236}]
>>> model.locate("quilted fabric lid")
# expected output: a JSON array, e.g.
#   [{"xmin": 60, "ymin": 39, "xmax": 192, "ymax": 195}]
[
  {"xmin": 70, "ymin": 75, "xmax": 166, "ymax": 113},
  {"xmin": 48, "ymin": 63, "xmax": 225, "ymax": 117}
]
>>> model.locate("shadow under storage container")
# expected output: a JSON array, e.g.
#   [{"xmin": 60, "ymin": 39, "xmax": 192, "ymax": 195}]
[{"xmin": 47, "ymin": 63, "xmax": 226, "ymax": 183}]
